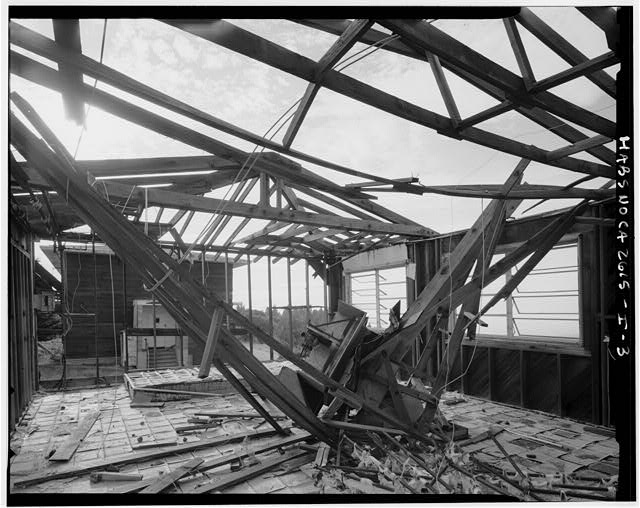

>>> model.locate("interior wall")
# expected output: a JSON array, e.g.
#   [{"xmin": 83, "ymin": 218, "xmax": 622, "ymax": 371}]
[
  {"xmin": 412, "ymin": 226, "xmax": 609, "ymax": 425},
  {"xmin": 9, "ymin": 214, "xmax": 38, "ymax": 432},
  {"xmin": 63, "ymin": 251, "xmax": 232, "ymax": 363}
]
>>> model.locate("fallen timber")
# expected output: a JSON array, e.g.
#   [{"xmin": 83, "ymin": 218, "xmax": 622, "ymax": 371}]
[
  {"xmin": 10, "ymin": 93, "xmax": 590, "ymax": 495},
  {"xmin": 10, "ymin": 93, "xmax": 443, "ymax": 447}
]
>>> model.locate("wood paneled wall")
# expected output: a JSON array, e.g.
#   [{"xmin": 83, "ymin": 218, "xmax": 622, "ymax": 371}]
[
  {"xmin": 414, "ymin": 227, "xmax": 609, "ymax": 425},
  {"xmin": 63, "ymin": 251, "xmax": 232, "ymax": 361},
  {"xmin": 9, "ymin": 215, "xmax": 38, "ymax": 432}
]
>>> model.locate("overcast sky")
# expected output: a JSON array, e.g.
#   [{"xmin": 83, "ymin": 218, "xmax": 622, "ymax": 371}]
[{"xmin": 10, "ymin": 12, "xmax": 616, "ymax": 321}]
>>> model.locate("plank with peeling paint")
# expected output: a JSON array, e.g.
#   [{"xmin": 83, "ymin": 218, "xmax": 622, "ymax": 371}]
[{"xmin": 48, "ymin": 410, "xmax": 100, "ymax": 462}]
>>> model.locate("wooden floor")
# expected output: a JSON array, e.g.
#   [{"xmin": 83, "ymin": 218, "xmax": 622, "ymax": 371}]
[{"xmin": 9, "ymin": 362, "xmax": 619, "ymax": 497}]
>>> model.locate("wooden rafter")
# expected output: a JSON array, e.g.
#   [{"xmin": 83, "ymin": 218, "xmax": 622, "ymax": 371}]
[
  {"xmin": 10, "ymin": 21, "xmax": 415, "ymax": 190},
  {"xmin": 160, "ymin": 20, "xmax": 613, "ymax": 179},
  {"xmin": 426, "ymin": 50, "xmax": 461, "ymax": 122},
  {"xmin": 577, "ymin": 7, "xmax": 619, "ymax": 52},
  {"xmin": 357, "ymin": 182, "xmax": 614, "ymax": 200},
  {"xmin": 282, "ymin": 19, "xmax": 373, "ymax": 148},
  {"xmin": 297, "ymin": 19, "xmax": 616, "ymax": 167},
  {"xmin": 378, "ymin": 19, "xmax": 615, "ymax": 138},
  {"xmin": 546, "ymin": 135, "xmax": 612, "ymax": 161},
  {"xmin": 503, "ymin": 17, "xmax": 536, "ymax": 88},
  {"xmin": 201, "ymin": 177, "xmax": 259, "ymax": 246},
  {"xmin": 516, "ymin": 8, "xmax": 616, "ymax": 97},
  {"xmin": 52, "ymin": 19, "xmax": 84, "ymax": 124},
  {"xmin": 530, "ymin": 51, "xmax": 618, "ymax": 93}
]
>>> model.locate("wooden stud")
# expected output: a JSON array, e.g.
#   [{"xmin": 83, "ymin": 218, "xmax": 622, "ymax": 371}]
[
  {"xmin": 425, "ymin": 50, "xmax": 461, "ymax": 122},
  {"xmin": 516, "ymin": 8, "xmax": 616, "ymax": 97},
  {"xmin": 503, "ymin": 17, "xmax": 536, "ymax": 89},
  {"xmin": 140, "ymin": 457, "xmax": 204, "ymax": 494},
  {"xmin": 197, "ymin": 306, "xmax": 225, "ymax": 378},
  {"xmin": 546, "ymin": 135, "xmax": 612, "ymax": 161}
]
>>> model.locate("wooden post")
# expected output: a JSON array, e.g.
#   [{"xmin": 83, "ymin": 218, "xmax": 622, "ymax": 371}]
[
  {"xmin": 506, "ymin": 269, "xmax": 514, "ymax": 339},
  {"xmin": 287, "ymin": 257, "xmax": 293, "ymax": 350},
  {"xmin": 198, "ymin": 306, "xmax": 225, "ymax": 378},
  {"xmin": 152, "ymin": 292, "xmax": 157, "ymax": 370},
  {"xmin": 305, "ymin": 260, "xmax": 310, "ymax": 323},
  {"xmin": 374, "ymin": 268, "xmax": 381, "ymax": 328},
  {"xmin": 323, "ymin": 272, "xmax": 328, "ymax": 321},
  {"xmin": 122, "ymin": 260, "xmax": 128, "ymax": 372},
  {"xmin": 246, "ymin": 253, "xmax": 253, "ymax": 354},
  {"xmin": 92, "ymin": 232, "xmax": 100, "ymax": 381},
  {"xmin": 225, "ymin": 252, "xmax": 230, "ymax": 328},
  {"xmin": 267, "ymin": 255, "xmax": 274, "ymax": 361}
]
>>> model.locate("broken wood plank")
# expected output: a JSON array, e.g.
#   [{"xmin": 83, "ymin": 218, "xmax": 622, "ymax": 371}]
[
  {"xmin": 194, "ymin": 411, "xmax": 287, "ymax": 419},
  {"xmin": 198, "ymin": 306, "xmax": 225, "ymax": 378},
  {"xmin": 314, "ymin": 443, "xmax": 331, "ymax": 467},
  {"xmin": 140, "ymin": 457, "xmax": 204, "ymax": 494},
  {"xmin": 111, "ymin": 432, "xmax": 311, "ymax": 494},
  {"xmin": 13, "ymin": 427, "xmax": 282, "ymax": 488},
  {"xmin": 546, "ymin": 135, "xmax": 612, "ymax": 161},
  {"xmin": 130, "ymin": 440, "xmax": 177, "ymax": 450},
  {"xmin": 175, "ymin": 423, "xmax": 221, "ymax": 434},
  {"xmin": 321, "ymin": 419, "xmax": 408, "ymax": 436},
  {"xmin": 48, "ymin": 410, "xmax": 100, "ymax": 462},
  {"xmin": 90, "ymin": 471, "xmax": 143, "ymax": 483},
  {"xmin": 186, "ymin": 449, "xmax": 311, "ymax": 494},
  {"xmin": 130, "ymin": 402, "xmax": 165, "ymax": 408}
]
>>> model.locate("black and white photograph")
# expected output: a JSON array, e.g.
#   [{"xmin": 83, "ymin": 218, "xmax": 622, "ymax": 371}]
[{"xmin": 4, "ymin": 4, "xmax": 635, "ymax": 504}]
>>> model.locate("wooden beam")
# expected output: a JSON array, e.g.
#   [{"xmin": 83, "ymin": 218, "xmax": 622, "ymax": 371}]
[
  {"xmin": 414, "ymin": 183, "xmax": 614, "ymax": 200},
  {"xmin": 293, "ymin": 19, "xmax": 616, "ymax": 166},
  {"xmin": 48, "ymin": 410, "xmax": 100, "ymax": 461},
  {"xmin": 209, "ymin": 217, "xmax": 251, "ymax": 262},
  {"xmin": 9, "ymin": 21, "xmax": 412, "ymax": 189},
  {"xmin": 378, "ymin": 19, "xmax": 615, "ymax": 138},
  {"xmin": 139, "ymin": 457, "xmax": 203, "ymax": 494},
  {"xmin": 186, "ymin": 449, "xmax": 310, "ymax": 494},
  {"xmin": 111, "ymin": 433, "xmax": 310, "ymax": 494},
  {"xmin": 456, "ymin": 100, "xmax": 514, "ymax": 130},
  {"xmin": 429, "ymin": 196, "xmax": 517, "ymax": 399},
  {"xmin": 363, "ymin": 160, "xmax": 528, "ymax": 367},
  {"xmin": 14, "ymin": 428, "xmax": 281, "ymax": 488},
  {"xmin": 159, "ymin": 20, "xmax": 613, "ymax": 179},
  {"xmin": 233, "ymin": 221, "xmax": 289, "ymax": 245},
  {"xmin": 52, "ymin": 19, "xmax": 84, "ymax": 124},
  {"xmin": 8, "ymin": 47, "xmax": 374, "ymax": 202},
  {"xmin": 503, "ymin": 17, "xmax": 536, "ymax": 88},
  {"xmin": 546, "ymin": 135, "xmax": 612, "ymax": 161},
  {"xmin": 426, "ymin": 50, "xmax": 461, "ymax": 121},
  {"xmin": 530, "ymin": 51, "xmax": 618, "ymax": 93},
  {"xmin": 283, "ymin": 19, "xmax": 374, "ymax": 148},
  {"xmin": 577, "ymin": 7, "xmax": 619, "ymax": 51},
  {"xmin": 198, "ymin": 306, "xmax": 225, "ymax": 378},
  {"xmin": 101, "ymin": 182, "xmax": 438, "ymax": 238},
  {"xmin": 202, "ymin": 177, "xmax": 259, "ymax": 246},
  {"xmin": 516, "ymin": 8, "xmax": 616, "ymax": 97}
]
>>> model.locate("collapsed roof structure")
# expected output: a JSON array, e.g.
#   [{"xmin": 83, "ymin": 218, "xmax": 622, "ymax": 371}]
[{"xmin": 8, "ymin": 9, "xmax": 631, "ymax": 500}]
